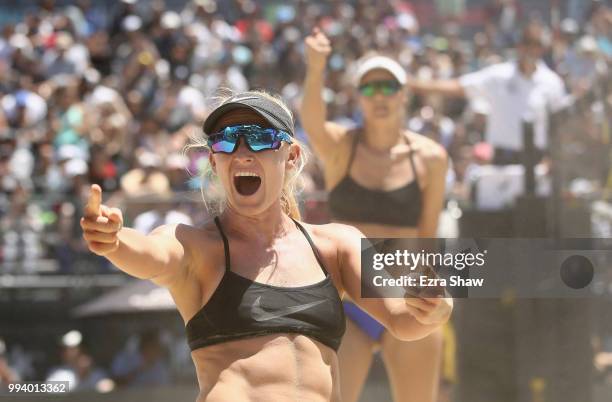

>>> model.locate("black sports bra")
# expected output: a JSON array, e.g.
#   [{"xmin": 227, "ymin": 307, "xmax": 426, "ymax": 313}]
[
  {"xmin": 185, "ymin": 217, "xmax": 346, "ymax": 351},
  {"xmin": 328, "ymin": 130, "xmax": 422, "ymax": 227}
]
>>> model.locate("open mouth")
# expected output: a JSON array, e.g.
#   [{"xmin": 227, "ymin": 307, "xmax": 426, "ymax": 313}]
[{"xmin": 233, "ymin": 171, "xmax": 262, "ymax": 196}]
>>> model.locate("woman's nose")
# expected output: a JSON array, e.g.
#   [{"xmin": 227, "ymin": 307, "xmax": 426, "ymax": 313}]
[
  {"xmin": 233, "ymin": 137, "xmax": 254, "ymax": 161},
  {"xmin": 369, "ymin": 90, "xmax": 385, "ymax": 102}
]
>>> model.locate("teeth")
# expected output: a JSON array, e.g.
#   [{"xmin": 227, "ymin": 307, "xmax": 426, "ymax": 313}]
[{"xmin": 234, "ymin": 171, "xmax": 260, "ymax": 178}]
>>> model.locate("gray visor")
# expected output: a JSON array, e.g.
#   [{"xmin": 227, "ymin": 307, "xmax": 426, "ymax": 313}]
[{"xmin": 203, "ymin": 93, "xmax": 294, "ymax": 136}]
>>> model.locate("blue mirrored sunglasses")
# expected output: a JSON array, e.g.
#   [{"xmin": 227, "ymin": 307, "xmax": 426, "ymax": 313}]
[{"xmin": 207, "ymin": 125, "xmax": 293, "ymax": 154}]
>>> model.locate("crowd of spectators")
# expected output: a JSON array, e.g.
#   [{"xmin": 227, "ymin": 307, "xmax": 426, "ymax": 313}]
[
  {"xmin": 1, "ymin": 328, "xmax": 178, "ymax": 392},
  {"xmin": 1, "ymin": 0, "xmax": 610, "ymax": 272},
  {"xmin": 0, "ymin": 0, "xmax": 611, "ymax": 392}
]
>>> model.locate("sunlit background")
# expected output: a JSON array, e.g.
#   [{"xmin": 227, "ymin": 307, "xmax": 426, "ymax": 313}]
[{"xmin": 0, "ymin": 0, "xmax": 611, "ymax": 401}]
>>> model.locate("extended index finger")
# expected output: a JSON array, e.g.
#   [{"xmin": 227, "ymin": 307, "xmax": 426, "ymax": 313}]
[{"xmin": 84, "ymin": 184, "xmax": 102, "ymax": 219}]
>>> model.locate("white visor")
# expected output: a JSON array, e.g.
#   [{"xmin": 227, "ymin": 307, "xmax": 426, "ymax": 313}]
[{"xmin": 354, "ymin": 56, "xmax": 407, "ymax": 87}]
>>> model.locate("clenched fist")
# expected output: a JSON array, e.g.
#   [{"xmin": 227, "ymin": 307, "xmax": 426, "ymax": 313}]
[
  {"xmin": 304, "ymin": 27, "xmax": 331, "ymax": 73},
  {"xmin": 80, "ymin": 184, "xmax": 123, "ymax": 256}
]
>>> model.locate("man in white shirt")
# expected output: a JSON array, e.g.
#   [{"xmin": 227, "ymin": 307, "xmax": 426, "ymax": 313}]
[{"xmin": 409, "ymin": 22, "xmax": 568, "ymax": 165}]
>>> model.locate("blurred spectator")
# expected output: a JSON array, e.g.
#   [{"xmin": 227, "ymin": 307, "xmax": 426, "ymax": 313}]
[
  {"xmin": 585, "ymin": 0, "xmax": 612, "ymax": 57},
  {"xmin": 408, "ymin": 95, "xmax": 456, "ymax": 149},
  {"xmin": 46, "ymin": 330, "xmax": 111, "ymax": 392},
  {"xmin": 408, "ymin": 95, "xmax": 457, "ymax": 192},
  {"xmin": 565, "ymin": 36, "xmax": 608, "ymax": 90},
  {"xmin": 42, "ymin": 32, "xmax": 89, "ymax": 77},
  {"xmin": 0, "ymin": 184, "xmax": 46, "ymax": 270},
  {"xmin": 409, "ymin": 21, "xmax": 569, "ymax": 165},
  {"xmin": 164, "ymin": 152, "xmax": 191, "ymax": 192},
  {"xmin": 111, "ymin": 329, "xmax": 170, "ymax": 388},
  {"xmin": 0, "ymin": 338, "xmax": 20, "ymax": 386},
  {"xmin": 120, "ymin": 150, "xmax": 171, "ymax": 198},
  {"xmin": 484, "ymin": 0, "xmax": 523, "ymax": 49},
  {"xmin": 1, "ymin": 89, "xmax": 47, "ymax": 129},
  {"xmin": 132, "ymin": 205, "xmax": 192, "ymax": 234}
]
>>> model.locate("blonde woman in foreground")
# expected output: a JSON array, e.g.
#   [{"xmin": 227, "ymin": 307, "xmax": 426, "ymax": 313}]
[{"xmin": 80, "ymin": 90, "xmax": 452, "ymax": 402}]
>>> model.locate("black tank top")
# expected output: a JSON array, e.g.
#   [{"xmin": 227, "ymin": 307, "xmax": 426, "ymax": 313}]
[
  {"xmin": 185, "ymin": 217, "xmax": 346, "ymax": 351},
  {"xmin": 328, "ymin": 130, "xmax": 422, "ymax": 227}
]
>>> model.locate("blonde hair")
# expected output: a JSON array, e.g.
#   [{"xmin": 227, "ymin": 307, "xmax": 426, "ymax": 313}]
[{"xmin": 183, "ymin": 89, "xmax": 308, "ymax": 220}]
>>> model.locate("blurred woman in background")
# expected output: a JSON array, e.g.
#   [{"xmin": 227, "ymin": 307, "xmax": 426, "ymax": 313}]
[{"xmin": 301, "ymin": 29, "xmax": 449, "ymax": 402}]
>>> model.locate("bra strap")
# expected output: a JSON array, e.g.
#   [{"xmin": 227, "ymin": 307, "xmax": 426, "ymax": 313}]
[
  {"xmin": 291, "ymin": 218, "xmax": 329, "ymax": 276},
  {"xmin": 213, "ymin": 217, "xmax": 230, "ymax": 271}
]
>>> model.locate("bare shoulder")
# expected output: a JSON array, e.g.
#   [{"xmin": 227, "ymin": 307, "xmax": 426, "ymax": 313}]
[
  {"xmin": 182, "ymin": 220, "xmax": 224, "ymax": 255},
  {"xmin": 298, "ymin": 221, "xmax": 363, "ymax": 252},
  {"xmin": 320, "ymin": 221, "xmax": 364, "ymax": 239},
  {"xmin": 149, "ymin": 222, "xmax": 208, "ymax": 248},
  {"xmin": 320, "ymin": 121, "xmax": 352, "ymax": 156},
  {"xmin": 148, "ymin": 220, "xmax": 223, "ymax": 269},
  {"xmin": 323, "ymin": 120, "xmax": 351, "ymax": 140},
  {"xmin": 406, "ymin": 131, "xmax": 448, "ymax": 162},
  {"xmin": 297, "ymin": 221, "xmax": 364, "ymax": 292},
  {"xmin": 405, "ymin": 131, "xmax": 448, "ymax": 170},
  {"xmin": 149, "ymin": 222, "xmax": 197, "ymax": 238}
]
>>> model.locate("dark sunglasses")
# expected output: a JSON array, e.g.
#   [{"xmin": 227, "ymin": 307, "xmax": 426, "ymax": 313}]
[
  {"xmin": 207, "ymin": 124, "xmax": 293, "ymax": 154},
  {"xmin": 358, "ymin": 80, "xmax": 402, "ymax": 97}
]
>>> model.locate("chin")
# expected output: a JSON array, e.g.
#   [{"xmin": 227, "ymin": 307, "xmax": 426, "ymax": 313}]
[{"xmin": 227, "ymin": 193, "xmax": 271, "ymax": 216}]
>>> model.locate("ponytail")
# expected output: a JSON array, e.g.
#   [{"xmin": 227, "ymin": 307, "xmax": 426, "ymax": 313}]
[{"xmin": 281, "ymin": 190, "xmax": 302, "ymax": 220}]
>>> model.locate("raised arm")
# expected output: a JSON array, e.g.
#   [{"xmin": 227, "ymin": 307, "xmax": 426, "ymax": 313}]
[
  {"xmin": 335, "ymin": 224, "xmax": 453, "ymax": 341},
  {"xmin": 80, "ymin": 184, "xmax": 190, "ymax": 288},
  {"xmin": 300, "ymin": 28, "xmax": 347, "ymax": 160}
]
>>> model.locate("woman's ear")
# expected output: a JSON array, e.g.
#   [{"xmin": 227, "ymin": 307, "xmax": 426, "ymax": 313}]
[
  {"xmin": 209, "ymin": 152, "xmax": 217, "ymax": 174},
  {"xmin": 286, "ymin": 143, "xmax": 301, "ymax": 169}
]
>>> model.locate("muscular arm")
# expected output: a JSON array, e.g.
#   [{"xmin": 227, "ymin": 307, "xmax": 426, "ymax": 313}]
[
  {"xmin": 335, "ymin": 225, "xmax": 452, "ymax": 341},
  {"xmin": 105, "ymin": 224, "xmax": 190, "ymax": 288}
]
